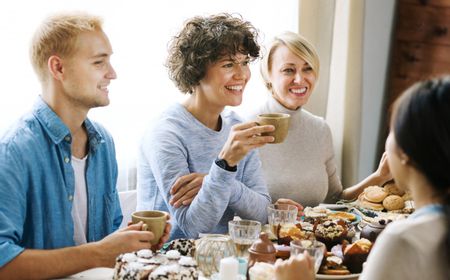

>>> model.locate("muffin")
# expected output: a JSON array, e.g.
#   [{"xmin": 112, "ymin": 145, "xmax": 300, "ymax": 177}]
[
  {"xmin": 343, "ymin": 238, "xmax": 372, "ymax": 273},
  {"xmin": 314, "ymin": 220, "xmax": 348, "ymax": 250}
]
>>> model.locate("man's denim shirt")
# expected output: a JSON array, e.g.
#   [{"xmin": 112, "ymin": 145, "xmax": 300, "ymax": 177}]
[{"xmin": 0, "ymin": 98, "xmax": 122, "ymax": 267}]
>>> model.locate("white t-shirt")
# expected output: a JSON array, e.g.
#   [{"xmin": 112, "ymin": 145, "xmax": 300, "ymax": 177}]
[{"xmin": 71, "ymin": 155, "xmax": 88, "ymax": 245}]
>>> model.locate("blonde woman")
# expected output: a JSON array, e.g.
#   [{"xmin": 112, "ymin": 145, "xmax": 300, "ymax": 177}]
[{"xmin": 248, "ymin": 31, "xmax": 390, "ymax": 209}]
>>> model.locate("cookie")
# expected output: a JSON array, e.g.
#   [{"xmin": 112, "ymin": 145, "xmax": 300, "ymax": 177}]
[
  {"xmin": 383, "ymin": 195, "xmax": 405, "ymax": 211},
  {"xmin": 357, "ymin": 193, "xmax": 384, "ymax": 211},
  {"xmin": 402, "ymin": 192, "xmax": 412, "ymax": 201},
  {"xmin": 383, "ymin": 182, "xmax": 405, "ymax": 196},
  {"xmin": 364, "ymin": 186, "xmax": 388, "ymax": 203}
]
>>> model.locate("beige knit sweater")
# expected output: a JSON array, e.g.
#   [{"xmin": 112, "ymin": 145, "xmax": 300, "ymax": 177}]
[{"xmin": 246, "ymin": 95, "xmax": 342, "ymax": 207}]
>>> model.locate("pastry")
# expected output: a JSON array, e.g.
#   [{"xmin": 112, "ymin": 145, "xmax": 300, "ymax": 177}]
[
  {"xmin": 304, "ymin": 206, "xmax": 329, "ymax": 218},
  {"xmin": 357, "ymin": 193, "xmax": 384, "ymax": 211},
  {"xmin": 364, "ymin": 186, "xmax": 388, "ymax": 203},
  {"xmin": 328, "ymin": 211, "xmax": 357, "ymax": 222},
  {"xmin": 343, "ymin": 238, "xmax": 372, "ymax": 273},
  {"xmin": 383, "ymin": 195, "xmax": 405, "ymax": 211},
  {"xmin": 113, "ymin": 245, "xmax": 199, "ymax": 280},
  {"xmin": 314, "ymin": 220, "xmax": 348, "ymax": 250},
  {"xmin": 162, "ymin": 238, "xmax": 196, "ymax": 256},
  {"xmin": 402, "ymin": 192, "xmax": 412, "ymax": 201},
  {"xmin": 383, "ymin": 182, "xmax": 405, "ymax": 196},
  {"xmin": 277, "ymin": 223, "xmax": 312, "ymax": 245},
  {"xmin": 319, "ymin": 254, "xmax": 350, "ymax": 275},
  {"xmin": 274, "ymin": 244, "xmax": 290, "ymax": 259}
]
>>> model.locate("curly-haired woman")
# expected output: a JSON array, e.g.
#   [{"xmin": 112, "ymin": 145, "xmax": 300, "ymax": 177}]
[{"xmin": 137, "ymin": 14, "xmax": 273, "ymax": 240}]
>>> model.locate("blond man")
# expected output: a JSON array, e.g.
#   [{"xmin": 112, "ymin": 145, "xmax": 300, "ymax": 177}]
[{"xmin": 0, "ymin": 12, "xmax": 169, "ymax": 279}]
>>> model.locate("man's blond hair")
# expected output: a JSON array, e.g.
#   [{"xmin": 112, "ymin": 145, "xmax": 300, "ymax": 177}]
[{"xmin": 30, "ymin": 12, "xmax": 103, "ymax": 83}]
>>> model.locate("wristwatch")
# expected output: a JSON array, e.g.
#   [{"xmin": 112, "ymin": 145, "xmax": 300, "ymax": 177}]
[{"xmin": 215, "ymin": 157, "xmax": 237, "ymax": 172}]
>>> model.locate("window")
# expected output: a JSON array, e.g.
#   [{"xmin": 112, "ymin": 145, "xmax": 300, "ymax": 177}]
[{"xmin": 0, "ymin": 0, "xmax": 299, "ymax": 190}]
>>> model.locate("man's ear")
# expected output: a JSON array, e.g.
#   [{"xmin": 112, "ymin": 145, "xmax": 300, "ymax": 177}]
[{"xmin": 47, "ymin": 55, "xmax": 64, "ymax": 80}]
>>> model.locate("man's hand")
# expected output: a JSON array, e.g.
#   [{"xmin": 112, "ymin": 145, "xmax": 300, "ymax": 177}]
[
  {"xmin": 219, "ymin": 122, "xmax": 275, "ymax": 166},
  {"xmin": 170, "ymin": 173, "xmax": 206, "ymax": 208},
  {"xmin": 95, "ymin": 222, "xmax": 154, "ymax": 267},
  {"xmin": 276, "ymin": 198, "xmax": 304, "ymax": 216},
  {"xmin": 100, "ymin": 213, "xmax": 171, "ymax": 267}
]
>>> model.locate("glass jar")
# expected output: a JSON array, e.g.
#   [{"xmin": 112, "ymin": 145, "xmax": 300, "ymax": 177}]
[{"xmin": 195, "ymin": 234, "xmax": 236, "ymax": 277}]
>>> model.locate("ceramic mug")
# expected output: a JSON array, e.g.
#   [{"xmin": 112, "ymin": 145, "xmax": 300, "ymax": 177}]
[
  {"xmin": 131, "ymin": 210, "xmax": 168, "ymax": 245},
  {"xmin": 256, "ymin": 113, "xmax": 290, "ymax": 144}
]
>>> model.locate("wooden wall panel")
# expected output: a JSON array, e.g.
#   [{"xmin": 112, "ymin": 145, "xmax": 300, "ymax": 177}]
[
  {"xmin": 396, "ymin": 3, "xmax": 450, "ymax": 45},
  {"xmin": 376, "ymin": 0, "xmax": 450, "ymax": 162}
]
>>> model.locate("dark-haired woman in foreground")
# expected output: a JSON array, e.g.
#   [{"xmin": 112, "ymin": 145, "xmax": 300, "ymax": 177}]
[{"xmin": 275, "ymin": 76, "xmax": 450, "ymax": 280}]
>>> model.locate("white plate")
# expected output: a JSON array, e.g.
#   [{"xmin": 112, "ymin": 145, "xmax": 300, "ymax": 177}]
[
  {"xmin": 56, "ymin": 268, "xmax": 114, "ymax": 279},
  {"xmin": 318, "ymin": 203, "xmax": 350, "ymax": 211},
  {"xmin": 316, "ymin": 273, "xmax": 360, "ymax": 280}
]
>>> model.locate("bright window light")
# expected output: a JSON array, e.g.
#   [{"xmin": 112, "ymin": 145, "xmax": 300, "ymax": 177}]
[{"xmin": 0, "ymin": 0, "xmax": 298, "ymax": 190}]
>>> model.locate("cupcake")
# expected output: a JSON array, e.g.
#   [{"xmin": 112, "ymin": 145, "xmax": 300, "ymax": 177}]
[
  {"xmin": 314, "ymin": 220, "xmax": 348, "ymax": 250},
  {"xmin": 343, "ymin": 238, "xmax": 372, "ymax": 273}
]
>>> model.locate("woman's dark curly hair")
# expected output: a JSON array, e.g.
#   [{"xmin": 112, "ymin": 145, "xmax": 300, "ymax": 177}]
[{"xmin": 166, "ymin": 13, "xmax": 260, "ymax": 94}]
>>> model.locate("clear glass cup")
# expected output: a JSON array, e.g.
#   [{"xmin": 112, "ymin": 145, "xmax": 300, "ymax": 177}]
[
  {"xmin": 195, "ymin": 234, "xmax": 237, "ymax": 277},
  {"xmin": 267, "ymin": 204, "xmax": 298, "ymax": 237},
  {"xmin": 228, "ymin": 220, "xmax": 261, "ymax": 258},
  {"xmin": 290, "ymin": 240, "xmax": 326, "ymax": 273}
]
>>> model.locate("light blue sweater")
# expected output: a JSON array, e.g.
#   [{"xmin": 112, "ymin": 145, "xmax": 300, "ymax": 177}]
[{"xmin": 137, "ymin": 103, "xmax": 271, "ymax": 239}]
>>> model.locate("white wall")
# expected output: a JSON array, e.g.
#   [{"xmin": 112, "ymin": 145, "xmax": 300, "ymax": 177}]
[
  {"xmin": 298, "ymin": 0, "xmax": 396, "ymax": 186},
  {"xmin": 358, "ymin": 0, "xmax": 396, "ymax": 181}
]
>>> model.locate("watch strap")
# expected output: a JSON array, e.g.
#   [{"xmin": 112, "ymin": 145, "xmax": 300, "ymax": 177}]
[{"xmin": 215, "ymin": 157, "xmax": 237, "ymax": 172}]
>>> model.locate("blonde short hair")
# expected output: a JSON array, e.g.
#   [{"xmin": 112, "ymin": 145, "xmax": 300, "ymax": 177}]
[
  {"xmin": 30, "ymin": 12, "xmax": 103, "ymax": 83},
  {"xmin": 260, "ymin": 31, "xmax": 320, "ymax": 90}
]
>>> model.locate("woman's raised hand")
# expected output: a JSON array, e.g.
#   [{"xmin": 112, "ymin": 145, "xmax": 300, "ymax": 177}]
[{"xmin": 218, "ymin": 122, "xmax": 275, "ymax": 167}]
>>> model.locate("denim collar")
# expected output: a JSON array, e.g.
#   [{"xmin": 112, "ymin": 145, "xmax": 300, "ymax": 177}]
[{"xmin": 32, "ymin": 96, "xmax": 104, "ymax": 151}]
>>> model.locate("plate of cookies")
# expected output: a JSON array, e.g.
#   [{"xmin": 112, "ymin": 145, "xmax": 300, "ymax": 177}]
[{"xmin": 355, "ymin": 180, "xmax": 414, "ymax": 219}]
